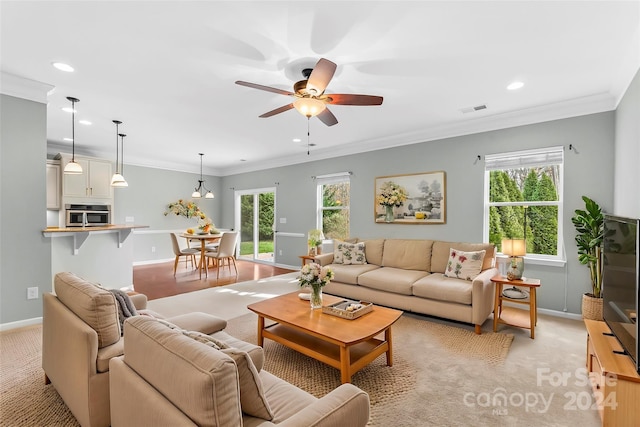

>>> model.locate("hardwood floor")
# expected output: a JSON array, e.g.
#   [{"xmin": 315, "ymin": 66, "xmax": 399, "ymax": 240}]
[{"xmin": 133, "ymin": 259, "xmax": 294, "ymax": 300}]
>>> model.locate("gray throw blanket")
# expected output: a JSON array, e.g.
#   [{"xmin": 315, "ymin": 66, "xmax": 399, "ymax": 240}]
[{"xmin": 109, "ymin": 289, "xmax": 138, "ymax": 335}]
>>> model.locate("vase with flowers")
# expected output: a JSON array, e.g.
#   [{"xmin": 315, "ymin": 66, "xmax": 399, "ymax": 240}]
[
  {"xmin": 307, "ymin": 229, "xmax": 324, "ymax": 256},
  {"xmin": 377, "ymin": 181, "xmax": 408, "ymax": 222},
  {"xmin": 298, "ymin": 262, "xmax": 334, "ymax": 309},
  {"xmin": 164, "ymin": 199, "xmax": 219, "ymax": 234}
]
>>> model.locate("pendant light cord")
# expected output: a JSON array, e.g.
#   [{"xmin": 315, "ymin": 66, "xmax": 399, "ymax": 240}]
[{"xmin": 71, "ymin": 99, "xmax": 76, "ymax": 161}]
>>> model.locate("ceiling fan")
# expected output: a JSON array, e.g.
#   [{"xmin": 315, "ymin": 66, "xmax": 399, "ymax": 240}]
[{"xmin": 235, "ymin": 58, "xmax": 383, "ymax": 126}]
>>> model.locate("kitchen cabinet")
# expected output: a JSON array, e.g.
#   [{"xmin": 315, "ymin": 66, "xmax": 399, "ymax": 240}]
[
  {"xmin": 46, "ymin": 160, "xmax": 61, "ymax": 209},
  {"xmin": 62, "ymin": 157, "xmax": 113, "ymax": 200}
]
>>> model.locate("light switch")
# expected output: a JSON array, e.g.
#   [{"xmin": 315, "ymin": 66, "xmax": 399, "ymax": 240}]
[{"xmin": 279, "ymin": 218, "xmax": 287, "ymax": 224}]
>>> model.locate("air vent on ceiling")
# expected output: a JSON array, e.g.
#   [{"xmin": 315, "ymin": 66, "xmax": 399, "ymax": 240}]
[{"xmin": 460, "ymin": 104, "xmax": 488, "ymax": 114}]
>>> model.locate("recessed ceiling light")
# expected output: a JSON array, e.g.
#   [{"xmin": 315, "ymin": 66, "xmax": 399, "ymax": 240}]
[
  {"xmin": 52, "ymin": 62, "xmax": 74, "ymax": 72},
  {"xmin": 240, "ymin": 159, "xmax": 247, "ymax": 162},
  {"xmin": 507, "ymin": 81, "xmax": 524, "ymax": 91},
  {"xmin": 292, "ymin": 138, "xmax": 301, "ymax": 143},
  {"xmin": 61, "ymin": 107, "xmax": 76, "ymax": 113},
  {"xmin": 79, "ymin": 120, "xmax": 92, "ymax": 125}
]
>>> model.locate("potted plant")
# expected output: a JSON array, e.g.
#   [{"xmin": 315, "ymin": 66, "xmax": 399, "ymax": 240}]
[
  {"xmin": 571, "ymin": 196, "xmax": 604, "ymax": 320},
  {"xmin": 307, "ymin": 229, "xmax": 324, "ymax": 256}
]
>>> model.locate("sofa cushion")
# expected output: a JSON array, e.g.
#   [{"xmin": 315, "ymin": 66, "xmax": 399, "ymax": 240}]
[
  {"xmin": 381, "ymin": 239, "xmax": 433, "ymax": 271},
  {"xmin": 96, "ymin": 339, "xmax": 124, "ymax": 372},
  {"xmin": 54, "ymin": 272, "xmax": 120, "ymax": 348},
  {"xmin": 334, "ymin": 242, "xmax": 367, "ymax": 265},
  {"xmin": 329, "ymin": 264, "xmax": 380, "ymax": 285},
  {"xmin": 361, "ymin": 239, "xmax": 385, "ymax": 266},
  {"xmin": 123, "ymin": 316, "xmax": 243, "ymax": 427},
  {"xmin": 412, "ymin": 273, "xmax": 474, "ymax": 305},
  {"xmin": 358, "ymin": 267, "xmax": 428, "ymax": 295},
  {"xmin": 431, "ymin": 241, "xmax": 495, "ymax": 273},
  {"xmin": 211, "ymin": 331, "xmax": 264, "ymax": 372},
  {"xmin": 221, "ymin": 348, "xmax": 274, "ymax": 421},
  {"xmin": 443, "ymin": 248, "xmax": 486, "ymax": 281}
]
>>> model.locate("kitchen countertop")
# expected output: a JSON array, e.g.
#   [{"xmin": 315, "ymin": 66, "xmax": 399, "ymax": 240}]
[{"xmin": 43, "ymin": 224, "xmax": 149, "ymax": 233}]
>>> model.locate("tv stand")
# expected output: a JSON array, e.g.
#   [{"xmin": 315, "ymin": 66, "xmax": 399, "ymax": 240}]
[{"xmin": 585, "ymin": 319, "xmax": 640, "ymax": 426}]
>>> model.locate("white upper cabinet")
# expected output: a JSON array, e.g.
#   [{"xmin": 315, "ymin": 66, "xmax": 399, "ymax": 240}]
[
  {"xmin": 60, "ymin": 155, "xmax": 113, "ymax": 201},
  {"xmin": 46, "ymin": 160, "xmax": 61, "ymax": 209}
]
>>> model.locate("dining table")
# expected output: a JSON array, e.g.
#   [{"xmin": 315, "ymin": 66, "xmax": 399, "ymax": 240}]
[{"xmin": 180, "ymin": 232, "xmax": 222, "ymax": 279}]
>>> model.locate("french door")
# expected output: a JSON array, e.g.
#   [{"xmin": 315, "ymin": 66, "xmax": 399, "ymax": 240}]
[{"xmin": 235, "ymin": 188, "xmax": 276, "ymax": 264}]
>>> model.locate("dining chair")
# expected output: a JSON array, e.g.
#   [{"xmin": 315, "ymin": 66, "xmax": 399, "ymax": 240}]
[
  {"xmin": 170, "ymin": 233, "xmax": 200, "ymax": 276},
  {"xmin": 204, "ymin": 231, "xmax": 239, "ymax": 279}
]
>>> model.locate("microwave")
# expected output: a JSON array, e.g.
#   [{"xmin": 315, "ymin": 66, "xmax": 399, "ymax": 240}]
[{"xmin": 65, "ymin": 204, "xmax": 111, "ymax": 227}]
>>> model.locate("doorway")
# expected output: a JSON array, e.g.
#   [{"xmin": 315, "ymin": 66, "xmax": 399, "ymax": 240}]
[{"xmin": 235, "ymin": 188, "xmax": 276, "ymax": 264}]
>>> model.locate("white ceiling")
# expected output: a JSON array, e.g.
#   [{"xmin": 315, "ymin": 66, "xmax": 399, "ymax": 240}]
[{"xmin": 2, "ymin": 1, "xmax": 639, "ymax": 176}]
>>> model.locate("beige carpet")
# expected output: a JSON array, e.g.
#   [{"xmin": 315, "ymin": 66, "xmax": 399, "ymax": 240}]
[
  {"xmin": 0, "ymin": 312, "xmax": 512, "ymax": 426},
  {"xmin": 225, "ymin": 312, "xmax": 514, "ymax": 426},
  {"xmin": 1, "ymin": 272, "xmax": 602, "ymax": 426}
]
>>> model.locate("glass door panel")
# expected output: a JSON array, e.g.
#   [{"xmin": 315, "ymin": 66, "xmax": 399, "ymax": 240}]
[{"xmin": 238, "ymin": 189, "xmax": 275, "ymax": 263}]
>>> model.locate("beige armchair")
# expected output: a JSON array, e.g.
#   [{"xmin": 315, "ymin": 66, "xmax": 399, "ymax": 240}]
[
  {"xmin": 42, "ymin": 272, "xmax": 227, "ymax": 427},
  {"xmin": 110, "ymin": 316, "xmax": 370, "ymax": 427}
]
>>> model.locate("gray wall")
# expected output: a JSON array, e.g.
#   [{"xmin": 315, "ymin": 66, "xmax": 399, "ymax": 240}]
[
  {"xmin": 221, "ymin": 112, "xmax": 616, "ymax": 315},
  {"xmin": 614, "ymin": 68, "xmax": 640, "ymax": 218},
  {"xmin": 114, "ymin": 164, "xmax": 222, "ymax": 263},
  {"xmin": 1, "ymin": 94, "xmax": 51, "ymax": 324}
]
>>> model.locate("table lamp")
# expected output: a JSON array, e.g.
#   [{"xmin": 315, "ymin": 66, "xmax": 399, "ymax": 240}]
[{"xmin": 502, "ymin": 238, "xmax": 526, "ymax": 280}]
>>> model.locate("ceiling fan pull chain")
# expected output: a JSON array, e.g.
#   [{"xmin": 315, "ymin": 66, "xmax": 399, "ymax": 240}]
[{"xmin": 307, "ymin": 117, "xmax": 311, "ymax": 155}]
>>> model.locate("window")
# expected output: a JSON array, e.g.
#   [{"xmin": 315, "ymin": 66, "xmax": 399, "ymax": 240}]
[
  {"xmin": 316, "ymin": 174, "xmax": 350, "ymax": 240},
  {"xmin": 484, "ymin": 147, "xmax": 564, "ymax": 261}
]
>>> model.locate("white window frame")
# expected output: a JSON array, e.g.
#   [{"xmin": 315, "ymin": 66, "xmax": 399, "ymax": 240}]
[
  {"xmin": 315, "ymin": 173, "xmax": 351, "ymax": 241},
  {"xmin": 483, "ymin": 146, "xmax": 566, "ymax": 267}
]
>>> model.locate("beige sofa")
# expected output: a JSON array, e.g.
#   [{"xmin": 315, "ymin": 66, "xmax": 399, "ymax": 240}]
[
  {"xmin": 110, "ymin": 316, "xmax": 370, "ymax": 427},
  {"xmin": 315, "ymin": 239, "xmax": 498, "ymax": 334},
  {"xmin": 42, "ymin": 272, "xmax": 229, "ymax": 427}
]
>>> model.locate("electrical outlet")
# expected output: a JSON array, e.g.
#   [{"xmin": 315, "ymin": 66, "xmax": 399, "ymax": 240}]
[
  {"xmin": 27, "ymin": 287, "xmax": 39, "ymax": 300},
  {"xmin": 151, "ymin": 246, "xmax": 156, "ymax": 253},
  {"xmin": 278, "ymin": 250, "xmax": 283, "ymax": 256}
]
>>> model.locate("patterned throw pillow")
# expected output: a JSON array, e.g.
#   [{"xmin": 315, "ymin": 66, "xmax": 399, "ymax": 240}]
[
  {"xmin": 334, "ymin": 242, "xmax": 367, "ymax": 265},
  {"xmin": 443, "ymin": 248, "xmax": 486, "ymax": 281}
]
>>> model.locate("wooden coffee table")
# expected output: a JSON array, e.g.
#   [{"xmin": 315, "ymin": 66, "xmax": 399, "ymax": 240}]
[{"xmin": 247, "ymin": 292, "xmax": 403, "ymax": 383}]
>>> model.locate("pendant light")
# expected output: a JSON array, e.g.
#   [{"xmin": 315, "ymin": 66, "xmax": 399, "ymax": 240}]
[
  {"xmin": 63, "ymin": 96, "xmax": 83, "ymax": 174},
  {"xmin": 192, "ymin": 153, "xmax": 214, "ymax": 199},
  {"xmin": 110, "ymin": 120, "xmax": 128, "ymax": 187}
]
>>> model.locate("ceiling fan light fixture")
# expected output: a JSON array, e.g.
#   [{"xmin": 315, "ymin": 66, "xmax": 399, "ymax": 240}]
[{"xmin": 293, "ymin": 97, "xmax": 326, "ymax": 117}]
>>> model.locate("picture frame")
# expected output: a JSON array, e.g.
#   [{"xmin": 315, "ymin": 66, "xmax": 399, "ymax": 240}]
[{"xmin": 375, "ymin": 171, "xmax": 446, "ymax": 224}]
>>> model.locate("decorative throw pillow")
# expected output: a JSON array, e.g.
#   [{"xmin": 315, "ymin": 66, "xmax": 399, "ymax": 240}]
[
  {"xmin": 443, "ymin": 248, "xmax": 486, "ymax": 281},
  {"xmin": 334, "ymin": 242, "xmax": 367, "ymax": 265},
  {"xmin": 221, "ymin": 348, "xmax": 274, "ymax": 421}
]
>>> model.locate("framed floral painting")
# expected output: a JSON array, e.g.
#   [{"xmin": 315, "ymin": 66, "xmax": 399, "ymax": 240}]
[{"xmin": 374, "ymin": 171, "xmax": 446, "ymax": 224}]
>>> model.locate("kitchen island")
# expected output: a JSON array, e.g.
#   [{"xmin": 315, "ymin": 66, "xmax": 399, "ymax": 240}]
[{"xmin": 43, "ymin": 224, "xmax": 148, "ymax": 290}]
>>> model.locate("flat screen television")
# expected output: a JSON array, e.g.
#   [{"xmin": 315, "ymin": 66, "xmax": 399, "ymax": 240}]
[{"xmin": 602, "ymin": 214, "xmax": 639, "ymax": 374}]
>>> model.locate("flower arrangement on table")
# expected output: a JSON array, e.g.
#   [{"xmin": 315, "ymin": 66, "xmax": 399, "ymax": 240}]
[
  {"xmin": 164, "ymin": 200, "xmax": 219, "ymax": 234},
  {"xmin": 298, "ymin": 262, "xmax": 334, "ymax": 309},
  {"xmin": 376, "ymin": 181, "xmax": 408, "ymax": 207}
]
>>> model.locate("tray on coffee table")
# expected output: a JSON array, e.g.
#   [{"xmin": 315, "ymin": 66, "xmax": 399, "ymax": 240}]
[{"xmin": 322, "ymin": 299, "xmax": 373, "ymax": 320}]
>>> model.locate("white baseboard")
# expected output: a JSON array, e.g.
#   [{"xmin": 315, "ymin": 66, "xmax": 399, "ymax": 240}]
[
  {"xmin": 133, "ymin": 258, "xmax": 173, "ymax": 266},
  {"xmin": 0, "ymin": 317, "xmax": 42, "ymax": 332},
  {"xmin": 538, "ymin": 307, "xmax": 582, "ymax": 320}
]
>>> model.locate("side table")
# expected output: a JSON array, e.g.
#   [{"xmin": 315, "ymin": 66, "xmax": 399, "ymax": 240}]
[
  {"xmin": 492, "ymin": 275, "xmax": 541, "ymax": 339},
  {"xmin": 299, "ymin": 255, "xmax": 316, "ymax": 268}
]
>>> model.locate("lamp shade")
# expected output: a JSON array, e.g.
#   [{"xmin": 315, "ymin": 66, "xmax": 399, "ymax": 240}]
[
  {"xmin": 502, "ymin": 239, "xmax": 526, "ymax": 256},
  {"xmin": 293, "ymin": 97, "xmax": 326, "ymax": 117},
  {"xmin": 110, "ymin": 173, "xmax": 128, "ymax": 187},
  {"xmin": 63, "ymin": 160, "xmax": 83, "ymax": 174}
]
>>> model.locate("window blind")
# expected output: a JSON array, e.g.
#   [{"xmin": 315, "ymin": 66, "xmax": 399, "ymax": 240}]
[{"xmin": 484, "ymin": 146, "xmax": 564, "ymax": 170}]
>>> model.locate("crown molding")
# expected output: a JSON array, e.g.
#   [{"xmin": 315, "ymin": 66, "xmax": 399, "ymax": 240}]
[
  {"xmin": 0, "ymin": 72, "xmax": 54, "ymax": 104},
  {"xmin": 217, "ymin": 92, "xmax": 617, "ymax": 176}
]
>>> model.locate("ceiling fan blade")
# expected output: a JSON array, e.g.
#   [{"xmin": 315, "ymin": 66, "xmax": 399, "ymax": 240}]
[
  {"xmin": 235, "ymin": 81, "xmax": 294, "ymax": 96},
  {"xmin": 306, "ymin": 58, "xmax": 337, "ymax": 95},
  {"xmin": 326, "ymin": 94, "xmax": 383, "ymax": 106},
  {"xmin": 317, "ymin": 108, "xmax": 338, "ymax": 126},
  {"xmin": 259, "ymin": 103, "xmax": 294, "ymax": 118}
]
